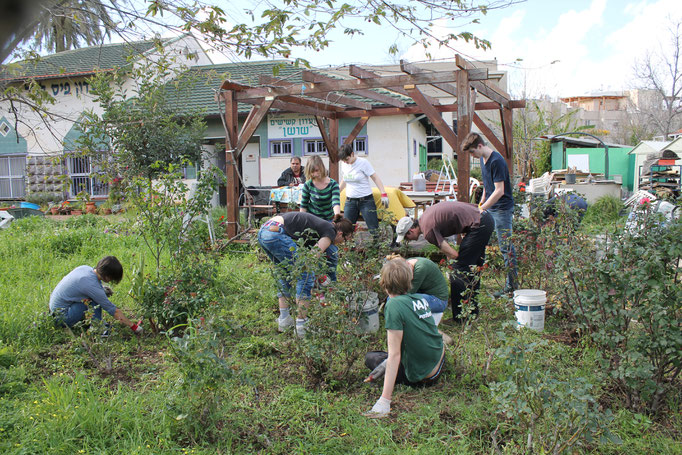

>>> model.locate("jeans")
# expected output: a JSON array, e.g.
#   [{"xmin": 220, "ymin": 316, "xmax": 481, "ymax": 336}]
[
  {"xmin": 258, "ymin": 224, "xmax": 315, "ymax": 300},
  {"xmin": 415, "ymin": 293, "xmax": 448, "ymax": 314},
  {"xmin": 325, "ymin": 244, "xmax": 339, "ymax": 282},
  {"xmin": 53, "ymin": 301, "xmax": 102, "ymax": 328},
  {"xmin": 451, "ymin": 211, "xmax": 495, "ymax": 319},
  {"xmin": 344, "ymin": 195, "xmax": 379, "ymax": 232},
  {"xmin": 488, "ymin": 207, "xmax": 518, "ymax": 290}
]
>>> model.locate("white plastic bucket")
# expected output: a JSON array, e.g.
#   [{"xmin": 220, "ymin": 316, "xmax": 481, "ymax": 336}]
[
  {"xmin": 513, "ymin": 289, "xmax": 547, "ymax": 331},
  {"xmin": 352, "ymin": 292, "xmax": 380, "ymax": 333}
]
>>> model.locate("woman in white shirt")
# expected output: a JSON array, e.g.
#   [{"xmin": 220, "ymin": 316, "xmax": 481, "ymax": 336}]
[{"xmin": 338, "ymin": 144, "xmax": 389, "ymax": 233}]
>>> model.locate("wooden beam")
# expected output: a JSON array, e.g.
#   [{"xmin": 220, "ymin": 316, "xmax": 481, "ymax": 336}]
[
  {"xmin": 236, "ymin": 70, "xmax": 468, "ymax": 100},
  {"xmin": 233, "ymin": 98, "xmax": 275, "ymax": 157},
  {"xmin": 455, "ymin": 54, "xmax": 512, "ymax": 108},
  {"xmin": 400, "ymin": 60, "xmax": 458, "ymax": 96},
  {"xmin": 260, "ymin": 75, "xmax": 373, "ymax": 110},
  {"xmin": 270, "ymin": 99, "xmax": 337, "ymax": 117},
  {"xmin": 500, "ymin": 106, "xmax": 514, "ymax": 173},
  {"xmin": 406, "ymin": 86, "xmax": 459, "ymax": 154},
  {"xmin": 348, "ymin": 64, "xmax": 441, "ymax": 105},
  {"xmin": 342, "ymin": 117, "xmax": 369, "ymax": 147},
  {"xmin": 473, "ymin": 112, "xmax": 505, "ymax": 154},
  {"xmin": 223, "ymin": 90, "xmax": 238, "ymax": 150},
  {"xmin": 334, "ymin": 100, "xmax": 526, "ymax": 118},
  {"xmin": 316, "ymin": 116, "xmax": 336, "ymax": 158},
  {"xmin": 301, "ymin": 70, "xmax": 406, "ymax": 107},
  {"xmin": 456, "ymin": 69, "xmax": 471, "ymax": 202},
  {"xmin": 330, "ymin": 118, "xmax": 339, "ymax": 175}
]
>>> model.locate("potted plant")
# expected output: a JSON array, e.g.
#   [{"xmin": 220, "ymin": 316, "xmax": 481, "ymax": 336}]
[
  {"xmin": 565, "ymin": 166, "xmax": 577, "ymax": 184},
  {"xmin": 70, "ymin": 201, "xmax": 84, "ymax": 216},
  {"xmin": 58, "ymin": 200, "xmax": 71, "ymax": 215},
  {"xmin": 99, "ymin": 199, "xmax": 113, "ymax": 215},
  {"xmin": 48, "ymin": 202, "xmax": 59, "ymax": 215},
  {"xmin": 76, "ymin": 190, "xmax": 96, "ymax": 214}
]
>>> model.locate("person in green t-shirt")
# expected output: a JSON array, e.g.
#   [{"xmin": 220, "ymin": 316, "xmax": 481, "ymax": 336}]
[
  {"xmin": 363, "ymin": 258, "xmax": 445, "ymax": 418},
  {"xmin": 387, "ymin": 254, "xmax": 449, "ymax": 325}
]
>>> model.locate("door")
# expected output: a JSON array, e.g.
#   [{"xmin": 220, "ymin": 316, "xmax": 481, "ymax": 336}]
[{"xmin": 419, "ymin": 144, "xmax": 428, "ymax": 172}]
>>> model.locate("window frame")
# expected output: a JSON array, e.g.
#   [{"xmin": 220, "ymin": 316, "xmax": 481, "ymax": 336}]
[
  {"xmin": 65, "ymin": 154, "xmax": 109, "ymax": 198},
  {"xmin": 268, "ymin": 139, "xmax": 294, "ymax": 157},
  {"xmin": 0, "ymin": 154, "xmax": 27, "ymax": 199},
  {"xmin": 302, "ymin": 138, "xmax": 328, "ymax": 156},
  {"xmin": 340, "ymin": 136, "xmax": 368, "ymax": 156}
]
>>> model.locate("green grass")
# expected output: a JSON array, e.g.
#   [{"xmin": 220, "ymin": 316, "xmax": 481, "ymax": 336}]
[{"xmin": 0, "ymin": 215, "xmax": 680, "ymax": 454}]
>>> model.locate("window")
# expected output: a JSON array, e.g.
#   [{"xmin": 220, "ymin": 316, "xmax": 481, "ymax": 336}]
[
  {"xmin": 270, "ymin": 140, "xmax": 293, "ymax": 156},
  {"xmin": 0, "ymin": 121, "xmax": 10, "ymax": 137},
  {"xmin": 0, "ymin": 155, "xmax": 26, "ymax": 199},
  {"xmin": 66, "ymin": 155, "xmax": 108, "ymax": 198},
  {"xmin": 303, "ymin": 139, "xmax": 327, "ymax": 156},
  {"xmin": 341, "ymin": 136, "xmax": 368, "ymax": 155}
]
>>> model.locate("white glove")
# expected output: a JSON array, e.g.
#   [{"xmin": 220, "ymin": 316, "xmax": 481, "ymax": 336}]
[
  {"xmin": 130, "ymin": 322, "xmax": 144, "ymax": 335},
  {"xmin": 380, "ymin": 194, "xmax": 389, "ymax": 208},
  {"xmin": 363, "ymin": 396, "xmax": 391, "ymax": 418}
]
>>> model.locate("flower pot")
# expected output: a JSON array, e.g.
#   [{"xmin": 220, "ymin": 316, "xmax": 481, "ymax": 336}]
[
  {"xmin": 50, "ymin": 207, "xmax": 59, "ymax": 215},
  {"xmin": 565, "ymin": 174, "xmax": 576, "ymax": 184},
  {"xmin": 101, "ymin": 208, "xmax": 112, "ymax": 215},
  {"xmin": 71, "ymin": 209, "xmax": 83, "ymax": 216},
  {"xmin": 85, "ymin": 201, "xmax": 97, "ymax": 214}
]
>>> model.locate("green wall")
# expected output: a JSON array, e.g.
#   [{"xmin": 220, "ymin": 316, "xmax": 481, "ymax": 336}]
[
  {"xmin": 0, "ymin": 117, "xmax": 27, "ymax": 155},
  {"xmin": 551, "ymin": 143, "xmax": 635, "ymax": 190}
]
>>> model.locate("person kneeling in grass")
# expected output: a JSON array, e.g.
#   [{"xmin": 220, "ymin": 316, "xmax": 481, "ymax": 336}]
[
  {"xmin": 363, "ymin": 258, "xmax": 445, "ymax": 418},
  {"xmin": 49, "ymin": 256, "xmax": 143, "ymax": 334}
]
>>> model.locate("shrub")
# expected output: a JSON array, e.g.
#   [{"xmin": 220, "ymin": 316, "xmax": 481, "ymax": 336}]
[
  {"xmin": 583, "ymin": 194, "xmax": 623, "ymax": 225},
  {"xmin": 556, "ymin": 206, "xmax": 682, "ymax": 414},
  {"xmin": 491, "ymin": 329, "xmax": 620, "ymax": 454}
]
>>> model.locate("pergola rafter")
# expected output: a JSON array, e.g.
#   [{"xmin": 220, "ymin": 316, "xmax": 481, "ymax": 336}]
[{"xmin": 219, "ymin": 56, "xmax": 525, "ymax": 236}]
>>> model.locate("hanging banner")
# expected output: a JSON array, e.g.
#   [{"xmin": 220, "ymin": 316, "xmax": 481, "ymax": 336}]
[{"xmin": 268, "ymin": 113, "xmax": 320, "ymax": 139}]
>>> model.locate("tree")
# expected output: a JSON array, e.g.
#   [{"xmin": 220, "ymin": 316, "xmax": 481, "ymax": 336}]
[
  {"xmin": 513, "ymin": 99, "xmax": 588, "ymax": 180},
  {"xmin": 632, "ymin": 18, "xmax": 682, "ymax": 140},
  {"xmin": 77, "ymin": 51, "xmax": 207, "ymax": 180},
  {"xmin": 28, "ymin": 0, "xmax": 118, "ymax": 53}
]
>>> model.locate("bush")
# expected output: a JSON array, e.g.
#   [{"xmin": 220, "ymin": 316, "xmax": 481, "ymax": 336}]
[
  {"xmin": 583, "ymin": 195, "xmax": 623, "ymax": 225},
  {"xmin": 556, "ymin": 207, "xmax": 682, "ymax": 414}
]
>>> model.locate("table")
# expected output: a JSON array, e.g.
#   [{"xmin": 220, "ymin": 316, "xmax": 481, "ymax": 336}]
[
  {"xmin": 401, "ymin": 191, "xmax": 451, "ymax": 217},
  {"xmin": 269, "ymin": 185, "xmax": 304, "ymax": 205}
]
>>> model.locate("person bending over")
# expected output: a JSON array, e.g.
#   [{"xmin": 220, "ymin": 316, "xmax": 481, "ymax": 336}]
[
  {"xmin": 363, "ymin": 258, "xmax": 445, "ymax": 418},
  {"xmin": 258, "ymin": 211, "xmax": 353, "ymax": 337},
  {"xmin": 394, "ymin": 201, "xmax": 494, "ymax": 319},
  {"xmin": 386, "ymin": 254, "xmax": 449, "ymax": 325},
  {"xmin": 49, "ymin": 256, "xmax": 143, "ymax": 334}
]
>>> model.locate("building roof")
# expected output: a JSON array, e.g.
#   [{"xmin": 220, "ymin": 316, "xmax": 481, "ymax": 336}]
[
  {"xmin": 628, "ymin": 140, "xmax": 669, "ymax": 155},
  {"xmin": 164, "ymin": 60, "xmax": 413, "ymax": 117},
  {"xmin": 0, "ymin": 39, "xmax": 168, "ymax": 83},
  {"xmin": 542, "ymin": 134, "xmax": 628, "ymax": 148}
]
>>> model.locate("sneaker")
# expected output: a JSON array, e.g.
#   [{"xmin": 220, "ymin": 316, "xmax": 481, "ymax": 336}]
[
  {"xmin": 277, "ymin": 315, "xmax": 294, "ymax": 332},
  {"xmin": 492, "ymin": 286, "xmax": 514, "ymax": 299},
  {"xmin": 295, "ymin": 319, "xmax": 307, "ymax": 338}
]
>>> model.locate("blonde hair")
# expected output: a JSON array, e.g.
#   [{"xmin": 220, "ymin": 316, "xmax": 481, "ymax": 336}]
[
  {"xmin": 380, "ymin": 258, "xmax": 412, "ymax": 296},
  {"xmin": 304, "ymin": 155, "xmax": 327, "ymax": 180}
]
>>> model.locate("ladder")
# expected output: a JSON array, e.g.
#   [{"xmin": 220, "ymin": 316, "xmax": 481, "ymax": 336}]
[{"xmin": 435, "ymin": 154, "xmax": 457, "ymax": 196}]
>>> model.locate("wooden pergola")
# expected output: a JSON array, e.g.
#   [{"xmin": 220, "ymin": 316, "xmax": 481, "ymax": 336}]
[{"xmin": 219, "ymin": 55, "xmax": 525, "ymax": 237}]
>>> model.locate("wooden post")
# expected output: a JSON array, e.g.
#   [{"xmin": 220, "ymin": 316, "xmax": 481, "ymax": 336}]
[
  {"xmin": 329, "ymin": 118, "xmax": 339, "ymax": 181},
  {"xmin": 224, "ymin": 90, "xmax": 240, "ymax": 237},
  {"xmin": 456, "ymin": 70, "xmax": 471, "ymax": 202},
  {"xmin": 500, "ymin": 106, "xmax": 514, "ymax": 174}
]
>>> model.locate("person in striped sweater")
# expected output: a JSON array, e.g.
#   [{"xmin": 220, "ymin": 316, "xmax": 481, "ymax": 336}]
[
  {"xmin": 300, "ymin": 155, "xmax": 342, "ymax": 282},
  {"xmin": 300, "ymin": 155, "xmax": 341, "ymax": 221}
]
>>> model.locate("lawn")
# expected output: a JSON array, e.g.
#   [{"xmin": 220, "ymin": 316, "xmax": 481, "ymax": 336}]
[{"xmin": 0, "ymin": 209, "xmax": 680, "ymax": 454}]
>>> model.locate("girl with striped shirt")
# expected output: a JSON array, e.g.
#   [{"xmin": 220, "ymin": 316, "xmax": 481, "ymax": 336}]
[{"xmin": 300, "ymin": 155, "xmax": 341, "ymax": 222}]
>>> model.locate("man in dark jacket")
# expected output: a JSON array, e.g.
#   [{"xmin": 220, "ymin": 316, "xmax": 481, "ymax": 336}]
[{"xmin": 277, "ymin": 157, "xmax": 306, "ymax": 186}]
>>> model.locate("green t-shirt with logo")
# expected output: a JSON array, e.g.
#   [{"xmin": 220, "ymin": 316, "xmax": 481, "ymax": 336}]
[
  {"xmin": 409, "ymin": 257, "xmax": 449, "ymax": 301},
  {"xmin": 384, "ymin": 293, "xmax": 443, "ymax": 383}
]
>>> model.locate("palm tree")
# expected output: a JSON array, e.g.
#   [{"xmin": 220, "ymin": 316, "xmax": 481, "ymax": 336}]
[{"xmin": 29, "ymin": 0, "xmax": 119, "ymax": 53}]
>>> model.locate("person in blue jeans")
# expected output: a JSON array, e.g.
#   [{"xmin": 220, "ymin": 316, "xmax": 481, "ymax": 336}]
[
  {"xmin": 49, "ymin": 256, "xmax": 143, "ymax": 334},
  {"xmin": 462, "ymin": 132, "xmax": 517, "ymax": 297},
  {"xmin": 338, "ymin": 143, "xmax": 389, "ymax": 235},
  {"xmin": 258, "ymin": 212, "xmax": 353, "ymax": 336}
]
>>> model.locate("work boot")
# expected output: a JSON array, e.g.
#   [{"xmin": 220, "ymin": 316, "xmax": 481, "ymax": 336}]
[{"xmin": 277, "ymin": 315, "xmax": 294, "ymax": 332}]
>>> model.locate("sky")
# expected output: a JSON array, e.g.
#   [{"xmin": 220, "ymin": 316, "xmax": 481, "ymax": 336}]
[{"xmin": 208, "ymin": 0, "xmax": 681, "ymax": 99}]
